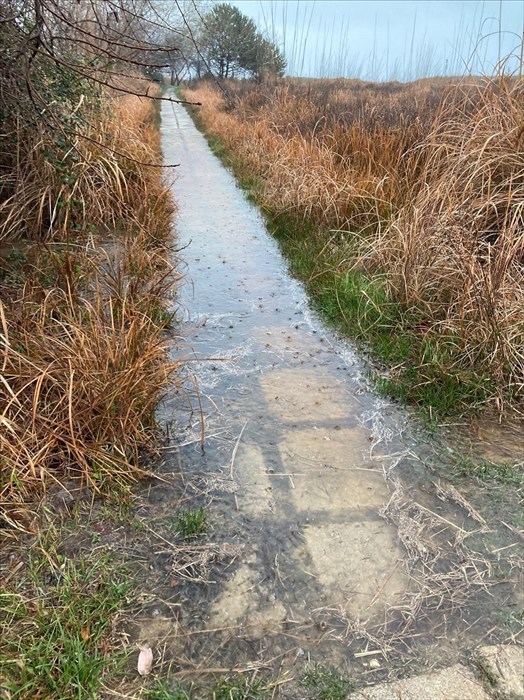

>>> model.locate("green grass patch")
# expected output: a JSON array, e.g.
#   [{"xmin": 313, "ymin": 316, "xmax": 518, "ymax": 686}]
[
  {"xmin": 494, "ymin": 606, "xmax": 524, "ymax": 636},
  {"xmin": 174, "ymin": 507, "xmax": 208, "ymax": 538},
  {"xmin": 449, "ymin": 456, "xmax": 523, "ymax": 488},
  {"xmin": 210, "ymin": 674, "xmax": 271, "ymax": 699},
  {"xmin": 0, "ymin": 245, "xmax": 29, "ymax": 284},
  {"xmin": 300, "ymin": 663, "xmax": 355, "ymax": 700},
  {"xmin": 145, "ymin": 674, "xmax": 271, "ymax": 699},
  {"xmin": 0, "ymin": 541, "xmax": 130, "ymax": 699},
  {"xmin": 145, "ymin": 679, "xmax": 193, "ymax": 699}
]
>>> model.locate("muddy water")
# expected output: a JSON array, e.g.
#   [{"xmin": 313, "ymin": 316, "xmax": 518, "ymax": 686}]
[{"xmin": 149, "ymin": 98, "xmax": 523, "ymax": 685}]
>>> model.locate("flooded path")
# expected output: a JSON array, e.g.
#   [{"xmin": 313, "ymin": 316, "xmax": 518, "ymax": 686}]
[{"xmin": 151, "ymin": 97, "xmax": 523, "ymax": 686}]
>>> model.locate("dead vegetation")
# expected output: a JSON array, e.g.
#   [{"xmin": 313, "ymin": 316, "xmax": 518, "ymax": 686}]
[
  {"xmin": 313, "ymin": 472, "xmax": 523, "ymax": 672},
  {"xmin": 0, "ymin": 0, "xmax": 181, "ymax": 520}
]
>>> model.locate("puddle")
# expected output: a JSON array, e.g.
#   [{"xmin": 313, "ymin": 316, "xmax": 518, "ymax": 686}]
[{"xmin": 150, "ymin": 97, "xmax": 524, "ymax": 683}]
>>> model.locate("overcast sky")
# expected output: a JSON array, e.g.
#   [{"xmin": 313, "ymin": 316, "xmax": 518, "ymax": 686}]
[{"xmin": 230, "ymin": 0, "xmax": 523, "ymax": 80}]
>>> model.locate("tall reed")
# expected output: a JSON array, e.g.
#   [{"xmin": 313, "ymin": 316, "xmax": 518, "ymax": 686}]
[{"xmin": 1, "ymin": 84, "xmax": 179, "ymax": 520}]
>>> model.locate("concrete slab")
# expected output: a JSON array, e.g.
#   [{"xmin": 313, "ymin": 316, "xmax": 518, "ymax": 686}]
[
  {"xmin": 279, "ymin": 428, "xmax": 387, "ymax": 514},
  {"xmin": 300, "ymin": 520, "xmax": 407, "ymax": 618},
  {"xmin": 350, "ymin": 663, "xmax": 490, "ymax": 700},
  {"xmin": 260, "ymin": 368, "xmax": 351, "ymax": 423}
]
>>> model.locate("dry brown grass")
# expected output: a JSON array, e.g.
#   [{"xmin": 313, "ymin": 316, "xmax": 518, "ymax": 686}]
[
  {"xmin": 186, "ymin": 79, "xmax": 449, "ymax": 230},
  {"xmin": 0, "ymin": 85, "xmax": 171, "ymax": 244},
  {"xmin": 0, "ymin": 83, "xmax": 180, "ymax": 521},
  {"xmin": 1, "ymin": 238, "xmax": 178, "ymax": 507},
  {"xmin": 184, "ymin": 77, "xmax": 524, "ymax": 409},
  {"xmin": 366, "ymin": 79, "xmax": 524, "ymax": 396}
]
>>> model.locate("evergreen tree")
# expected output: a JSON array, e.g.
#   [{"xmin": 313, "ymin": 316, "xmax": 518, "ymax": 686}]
[{"xmin": 201, "ymin": 3, "xmax": 285, "ymax": 79}]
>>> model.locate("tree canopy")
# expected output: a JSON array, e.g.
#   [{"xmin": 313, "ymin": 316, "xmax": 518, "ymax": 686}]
[{"xmin": 200, "ymin": 3, "xmax": 286, "ymax": 80}]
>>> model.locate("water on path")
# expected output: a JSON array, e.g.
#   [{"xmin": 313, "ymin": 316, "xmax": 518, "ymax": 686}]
[{"xmin": 138, "ymin": 97, "xmax": 523, "ymax": 687}]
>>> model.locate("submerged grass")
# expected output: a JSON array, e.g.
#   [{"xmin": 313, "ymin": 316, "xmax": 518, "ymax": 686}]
[
  {"xmin": 183, "ymin": 78, "xmax": 524, "ymax": 420},
  {"xmin": 300, "ymin": 663, "xmax": 356, "ymax": 700}
]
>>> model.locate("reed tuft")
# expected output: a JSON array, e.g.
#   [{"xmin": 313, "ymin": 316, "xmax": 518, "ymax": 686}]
[{"xmin": 1, "ymin": 82, "xmax": 179, "ymax": 519}]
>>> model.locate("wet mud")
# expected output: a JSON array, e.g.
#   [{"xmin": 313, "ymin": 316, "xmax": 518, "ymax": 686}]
[{"xmin": 135, "ymin": 97, "xmax": 523, "ymax": 687}]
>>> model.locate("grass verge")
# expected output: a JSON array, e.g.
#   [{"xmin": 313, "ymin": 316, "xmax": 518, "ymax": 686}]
[
  {"xmin": 0, "ymin": 58, "xmax": 183, "ymax": 699},
  {"xmin": 267, "ymin": 212, "xmax": 501, "ymax": 425},
  {"xmin": 300, "ymin": 663, "xmax": 356, "ymax": 700},
  {"xmin": 0, "ymin": 525, "xmax": 131, "ymax": 699},
  {"xmin": 0, "ymin": 83, "xmax": 180, "ymax": 525}
]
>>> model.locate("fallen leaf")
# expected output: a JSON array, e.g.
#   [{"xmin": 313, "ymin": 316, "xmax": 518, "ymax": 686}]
[
  {"xmin": 137, "ymin": 644, "xmax": 153, "ymax": 676},
  {"xmin": 81, "ymin": 627, "xmax": 89, "ymax": 642}
]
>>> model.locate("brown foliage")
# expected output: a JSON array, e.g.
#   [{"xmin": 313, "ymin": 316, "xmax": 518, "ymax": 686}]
[{"xmin": 0, "ymin": 89, "xmax": 179, "ymax": 519}]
